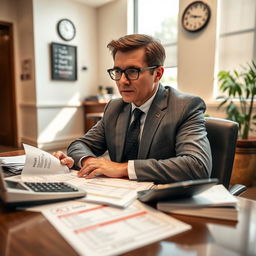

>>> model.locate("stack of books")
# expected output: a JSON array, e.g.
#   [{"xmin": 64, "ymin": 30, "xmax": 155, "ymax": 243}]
[{"xmin": 157, "ymin": 184, "xmax": 238, "ymax": 221}]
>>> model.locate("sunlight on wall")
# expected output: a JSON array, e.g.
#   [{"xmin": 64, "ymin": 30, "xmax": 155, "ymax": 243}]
[{"xmin": 38, "ymin": 94, "xmax": 80, "ymax": 143}]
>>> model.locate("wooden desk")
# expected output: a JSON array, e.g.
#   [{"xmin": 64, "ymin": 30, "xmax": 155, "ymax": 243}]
[
  {"xmin": 0, "ymin": 151, "xmax": 255, "ymax": 255},
  {"xmin": 0, "ymin": 198, "xmax": 255, "ymax": 255},
  {"xmin": 83, "ymin": 101, "xmax": 107, "ymax": 133},
  {"xmin": 0, "ymin": 150, "xmax": 24, "ymax": 157}
]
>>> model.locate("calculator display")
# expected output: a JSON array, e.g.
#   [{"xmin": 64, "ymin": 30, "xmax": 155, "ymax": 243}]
[{"xmin": 5, "ymin": 180, "xmax": 28, "ymax": 191}]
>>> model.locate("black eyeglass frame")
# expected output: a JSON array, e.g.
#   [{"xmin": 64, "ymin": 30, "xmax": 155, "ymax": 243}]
[{"xmin": 107, "ymin": 65, "xmax": 159, "ymax": 81}]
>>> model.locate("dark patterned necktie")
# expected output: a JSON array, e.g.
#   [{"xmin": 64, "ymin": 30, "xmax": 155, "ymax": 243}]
[{"xmin": 122, "ymin": 108, "xmax": 144, "ymax": 162}]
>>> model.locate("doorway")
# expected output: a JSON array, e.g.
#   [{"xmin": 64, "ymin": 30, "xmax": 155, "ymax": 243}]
[{"xmin": 0, "ymin": 21, "xmax": 17, "ymax": 147}]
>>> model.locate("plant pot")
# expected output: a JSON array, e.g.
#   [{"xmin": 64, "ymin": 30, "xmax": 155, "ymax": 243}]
[{"xmin": 230, "ymin": 139, "xmax": 256, "ymax": 187}]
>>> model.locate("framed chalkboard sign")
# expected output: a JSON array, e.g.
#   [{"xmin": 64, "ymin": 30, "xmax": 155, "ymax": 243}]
[{"xmin": 51, "ymin": 42, "xmax": 77, "ymax": 81}]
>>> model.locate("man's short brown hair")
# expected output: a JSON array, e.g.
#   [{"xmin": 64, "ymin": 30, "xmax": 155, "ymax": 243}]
[{"xmin": 107, "ymin": 34, "xmax": 166, "ymax": 66}]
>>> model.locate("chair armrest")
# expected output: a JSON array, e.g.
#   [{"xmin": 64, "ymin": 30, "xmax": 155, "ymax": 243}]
[{"xmin": 229, "ymin": 184, "xmax": 247, "ymax": 196}]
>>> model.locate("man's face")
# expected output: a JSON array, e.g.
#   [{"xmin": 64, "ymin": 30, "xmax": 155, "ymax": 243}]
[{"xmin": 113, "ymin": 48, "xmax": 163, "ymax": 106}]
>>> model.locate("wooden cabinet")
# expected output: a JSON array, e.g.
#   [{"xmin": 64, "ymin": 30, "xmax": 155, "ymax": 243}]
[{"xmin": 83, "ymin": 101, "xmax": 107, "ymax": 133}]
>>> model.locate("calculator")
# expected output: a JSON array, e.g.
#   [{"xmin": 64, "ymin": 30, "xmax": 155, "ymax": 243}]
[{"xmin": 0, "ymin": 171, "xmax": 86, "ymax": 206}]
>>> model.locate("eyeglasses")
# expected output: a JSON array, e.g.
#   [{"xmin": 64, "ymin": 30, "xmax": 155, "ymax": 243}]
[{"xmin": 107, "ymin": 66, "xmax": 158, "ymax": 81}]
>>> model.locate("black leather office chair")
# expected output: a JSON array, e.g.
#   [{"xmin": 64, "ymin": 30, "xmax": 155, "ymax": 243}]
[{"xmin": 205, "ymin": 117, "xmax": 247, "ymax": 196}]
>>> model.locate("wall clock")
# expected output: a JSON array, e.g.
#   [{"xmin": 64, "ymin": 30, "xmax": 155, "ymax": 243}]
[
  {"xmin": 57, "ymin": 19, "xmax": 76, "ymax": 41},
  {"xmin": 182, "ymin": 1, "xmax": 211, "ymax": 32}
]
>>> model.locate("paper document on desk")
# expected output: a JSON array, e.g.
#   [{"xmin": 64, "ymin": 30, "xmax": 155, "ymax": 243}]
[
  {"xmin": 68, "ymin": 174, "xmax": 153, "ymax": 208},
  {"xmin": 42, "ymin": 200, "xmax": 191, "ymax": 256}
]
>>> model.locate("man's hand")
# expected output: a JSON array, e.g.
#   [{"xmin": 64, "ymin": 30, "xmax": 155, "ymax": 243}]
[
  {"xmin": 52, "ymin": 151, "xmax": 74, "ymax": 168},
  {"xmin": 78, "ymin": 157, "xmax": 128, "ymax": 179}
]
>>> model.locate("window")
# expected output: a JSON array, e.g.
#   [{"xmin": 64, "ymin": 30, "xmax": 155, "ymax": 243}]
[
  {"xmin": 134, "ymin": 0, "xmax": 179, "ymax": 88},
  {"xmin": 216, "ymin": 0, "xmax": 256, "ymax": 73}
]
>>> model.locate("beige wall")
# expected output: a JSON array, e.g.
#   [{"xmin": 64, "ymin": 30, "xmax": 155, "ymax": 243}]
[
  {"xmin": 178, "ymin": 0, "xmax": 217, "ymax": 101},
  {"xmin": 97, "ymin": 0, "xmax": 127, "ymax": 93},
  {"xmin": 32, "ymin": 0, "xmax": 98, "ymax": 149}
]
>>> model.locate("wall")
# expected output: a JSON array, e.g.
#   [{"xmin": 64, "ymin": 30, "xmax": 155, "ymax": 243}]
[
  {"xmin": 97, "ymin": 0, "xmax": 128, "ymax": 94},
  {"xmin": 17, "ymin": 0, "xmax": 38, "ymax": 147},
  {"xmin": 31, "ymin": 0, "xmax": 98, "ymax": 149},
  {"xmin": 177, "ymin": 0, "xmax": 225, "ymax": 119},
  {"xmin": 178, "ymin": 0, "xmax": 217, "ymax": 102}
]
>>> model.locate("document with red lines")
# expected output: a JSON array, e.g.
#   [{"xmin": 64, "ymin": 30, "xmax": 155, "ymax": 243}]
[{"xmin": 42, "ymin": 200, "xmax": 191, "ymax": 256}]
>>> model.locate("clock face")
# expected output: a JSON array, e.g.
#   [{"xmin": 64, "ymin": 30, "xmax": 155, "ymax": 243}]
[
  {"xmin": 57, "ymin": 19, "xmax": 76, "ymax": 41},
  {"xmin": 182, "ymin": 1, "xmax": 211, "ymax": 32}
]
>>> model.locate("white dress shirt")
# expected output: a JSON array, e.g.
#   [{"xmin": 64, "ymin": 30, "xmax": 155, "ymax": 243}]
[{"xmin": 127, "ymin": 85, "xmax": 159, "ymax": 180}]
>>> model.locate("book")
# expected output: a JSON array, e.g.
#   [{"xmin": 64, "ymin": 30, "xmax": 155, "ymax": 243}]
[{"xmin": 157, "ymin": 184, "xmax": 238, "ymax": 221}]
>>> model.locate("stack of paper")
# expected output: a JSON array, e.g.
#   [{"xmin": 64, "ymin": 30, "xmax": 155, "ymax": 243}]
[
  {"xmin": 0, "ymin": 155, "xmax": 26, "ymax": 176},
  {"xmin": 157, "ymin": 184, "xmax": 238, "ymax": 221}
]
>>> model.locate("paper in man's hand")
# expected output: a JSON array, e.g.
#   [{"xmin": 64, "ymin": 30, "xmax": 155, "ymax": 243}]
[{"xmin": 22, "ymin": 144, "xmax": 69, "ymax": 176}]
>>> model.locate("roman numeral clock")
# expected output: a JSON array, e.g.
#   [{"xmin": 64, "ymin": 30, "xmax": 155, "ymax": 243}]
[{"xmin": 182, "ymin": 1, "xmax": 211, "ymax": 32}]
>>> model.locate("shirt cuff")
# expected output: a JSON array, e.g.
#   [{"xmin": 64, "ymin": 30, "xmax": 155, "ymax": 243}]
[
  {"xmin": 127, "ymin": 160, "xmax": 137, "ymax": 180},
  {"xmin": 78, "ymin": 156, "xmax": 87, "ymax": 168}
]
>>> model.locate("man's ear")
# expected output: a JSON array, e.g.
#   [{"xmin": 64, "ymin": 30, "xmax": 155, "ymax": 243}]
[{"xmin": 154, "ymin": 66, "xmax": 164, "ymax": 83}]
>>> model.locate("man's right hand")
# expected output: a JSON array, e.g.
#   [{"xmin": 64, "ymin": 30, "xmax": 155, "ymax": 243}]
[{"xmin": 52, "ymin": 151, "xmax": 74, "ymax": 168}]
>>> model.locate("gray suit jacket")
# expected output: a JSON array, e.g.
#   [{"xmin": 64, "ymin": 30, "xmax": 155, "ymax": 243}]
[{"xmin": 68, "ymin": 85, "xmax": 212, "ymax": 184}]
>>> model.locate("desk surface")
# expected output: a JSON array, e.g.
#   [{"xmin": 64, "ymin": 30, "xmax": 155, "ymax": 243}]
[
  {"xmin": 0, "ymin": 198, "xmax": 255, "ymax": 255},
  {"xmin": 0, "ymin": 151, "xmax": 256, "ymax": 255}
]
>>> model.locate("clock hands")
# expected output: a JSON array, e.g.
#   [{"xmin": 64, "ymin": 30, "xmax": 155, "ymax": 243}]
[{"xmin": 190, "ymin": 15, "xmax": 202, "ymax": 18}]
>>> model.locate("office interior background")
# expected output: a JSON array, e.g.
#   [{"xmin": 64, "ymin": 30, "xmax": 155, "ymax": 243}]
[{"xmin": 0, "ymin": 0, "xmax": 255, "ymax": 152}]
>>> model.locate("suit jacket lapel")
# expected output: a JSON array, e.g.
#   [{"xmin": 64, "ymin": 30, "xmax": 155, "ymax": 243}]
[
  {"xmin": 115, "ymin": 103, "xmax": 131, "ymax": 162},
  {"xmin": 138, "ymin": 85, "xmax": 168, "ymax": 158}
]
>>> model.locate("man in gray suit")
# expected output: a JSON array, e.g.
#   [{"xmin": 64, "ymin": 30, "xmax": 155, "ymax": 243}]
[{"xmin": 54, "ymin": 34, "xmax": 212, "ymax": 184}]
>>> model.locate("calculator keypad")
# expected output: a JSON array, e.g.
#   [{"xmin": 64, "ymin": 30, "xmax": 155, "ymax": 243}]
[{"xmin": 24, "ymin": 182, "xmax": 79, "ymax": 193}]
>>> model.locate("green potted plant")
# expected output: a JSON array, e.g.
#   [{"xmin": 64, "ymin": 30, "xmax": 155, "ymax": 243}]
[{"xmin": 217, "ymin": 61, "xmax": 256, "ymax": 186}]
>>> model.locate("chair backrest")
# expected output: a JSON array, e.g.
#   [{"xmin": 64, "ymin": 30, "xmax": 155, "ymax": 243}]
[{"xmin": 205, "ymin": 117, "xmax": 238, "ymax": 188}]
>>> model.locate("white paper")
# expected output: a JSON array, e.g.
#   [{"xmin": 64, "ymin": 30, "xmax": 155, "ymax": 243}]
[
  {"xmin": 42, "ymin": 200, "xmax": 191, "ymax": 256},
  {"xmin": 22, "ymin": 144, "xmax": 69, "ymax": 175}
]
